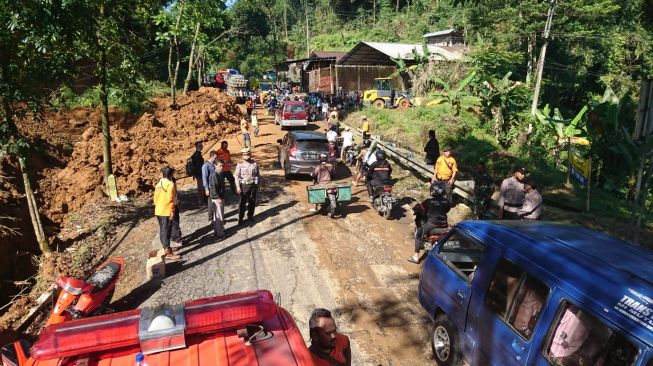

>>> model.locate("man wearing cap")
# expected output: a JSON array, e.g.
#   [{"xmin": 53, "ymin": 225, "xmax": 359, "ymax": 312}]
[
  {"xmin": 432, "ymin": 147, "xmax": 458, "ymax": 203},
  {"xmin": 498, "ymin": 167, "xmax": 528, "ymax": 219},
  {"xmin": 234, "ymin": 148, "xmax": 260, "ymax": 225},
  {"xmin": 519, "ymin": 178, "xmax": 542, "ymax": 220}
]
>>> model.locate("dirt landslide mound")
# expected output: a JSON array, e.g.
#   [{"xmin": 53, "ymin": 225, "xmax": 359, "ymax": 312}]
[{"xmin": 42, "ymin": 88, "xmax": 244, "ymax": 218}]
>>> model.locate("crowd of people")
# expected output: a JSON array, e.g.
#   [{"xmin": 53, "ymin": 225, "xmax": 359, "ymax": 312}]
[{"xmin": 152, "ymin": 137, "xmax": 261, "ymax": 262}]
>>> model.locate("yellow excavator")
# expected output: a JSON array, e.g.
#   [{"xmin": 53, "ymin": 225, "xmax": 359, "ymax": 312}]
[{"xmin": 363, "ymin": 78, "xmax": 412, "ymax": 109}]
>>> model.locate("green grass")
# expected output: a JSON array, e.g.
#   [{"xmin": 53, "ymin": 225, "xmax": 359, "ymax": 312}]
[{"xmin": 343, "ymin": 105, "xmax": 651, "ymax": 230}]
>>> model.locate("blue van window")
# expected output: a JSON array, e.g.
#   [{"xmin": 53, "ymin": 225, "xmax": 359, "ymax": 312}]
[
  {"xmin": 544, "ymin": 302, "xmax": 639, "ymax": 366},
  {"xmin": 485, "ymin": 259, "xmax": 548, "ymax": 340},
  {"xmin": 435, "ymin": 233, "xmax": 485, "ymax": 281}
]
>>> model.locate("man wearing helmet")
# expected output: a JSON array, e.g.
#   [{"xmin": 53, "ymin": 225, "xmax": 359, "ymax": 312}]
[
  {"xmin": 310, "ymin": 152, "xmax": 334, "ymax": 212},
  {"xmin": 365, "ymin": 149, "xmax": 392, "ymax": 201},
  {"xmin": 408, "ymin": 181, "xmax": 451, "ymax": 264}
]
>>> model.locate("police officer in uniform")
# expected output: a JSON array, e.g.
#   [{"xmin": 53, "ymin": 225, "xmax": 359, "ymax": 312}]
[
  {"xmin": 498, "ymin": 166, "xmax": 528, "ymax": 219},
  {"xmin": 408, "ymin": 182, "xmax": 450, "ymax": 264},
  {"xmin": 234, "ymin": 148, "xmax": 260, "ymax": 225},
  {"xmin": 473, "ymin": 162, "xmax": 495, "ymax": 219}
]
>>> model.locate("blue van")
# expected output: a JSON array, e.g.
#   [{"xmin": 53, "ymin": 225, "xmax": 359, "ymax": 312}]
[{"xmin": 417, "ymin": 221, "xmax": 653, "ymax": 366}]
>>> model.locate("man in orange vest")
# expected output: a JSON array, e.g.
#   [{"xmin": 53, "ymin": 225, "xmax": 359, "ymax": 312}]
[
  {"xmin": 245, "ymin": 98, "xmax": 254, "ymax": 117},
  {"xmin": 216, "ymin": 141, "xmax": 236, "ymax": 193},
  {"xmin": 308, "ymin": 308, "xmax": 351, "ymax": 366}
]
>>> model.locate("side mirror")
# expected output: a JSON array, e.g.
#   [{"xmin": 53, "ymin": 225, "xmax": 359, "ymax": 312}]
[{"xmin": 276, "ymin": 139, "xmax": 282, "ymax": 144}]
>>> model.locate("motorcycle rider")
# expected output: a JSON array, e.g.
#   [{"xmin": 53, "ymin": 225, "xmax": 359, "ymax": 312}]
[
  {"xmin": 408, "ymin": 182, "xmax": 451, "ymax": 264},
  {"xmin": 310, "ymin": 153, "xmax": 334, "ymax": 213},
  {"xmin": 365, "ymin": 150, "xmax": 392, "ymax": 201}
]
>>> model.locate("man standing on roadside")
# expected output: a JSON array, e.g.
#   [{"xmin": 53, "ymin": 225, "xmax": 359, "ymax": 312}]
[
  {"xmin": 191, "ymin": 141, "xmax": 205, "ymax": 205},
  {"xmin": 432, "ymin": 146, "xmax": 457, "ymax": 203},
  {"xmin": 202, "ymin": 150, "xmax": 218, "ymax": 210},
  {"xmin": 423, "ymin": 130, "xmax": 440, "ymax": 166},
  {"xmin": 308, "ymin": 308, "xmax": 351, "ymax": 366},
  {"xmin": 153, "ymin": 166, "xmax": 181, "ymax": 261},
  {"xmin": 240, "ymin": 119, "xmax": 251, "ymax": 149},
  {"xmin": 519, "ymin": 178, "xmax": 542, "ymax": 220},
  {"xmin": 208, "ymin": 159, "xmax": 227, "ymax": 240},
  {"xmin": 235, "ymin": 148, "xmax": 260, "ymax": 225},
  {"xmin": 361, "ymin": 115, "xmax": 370, "ymax": 139},
  {"xmin": 245, "ymin": 98, "xmax": 254, "ymax": 117},
  {"xmin": 498, "ymin": 166, "xmax": 528, "ymax": 219},
  {"xmin": 216, "ymin": 141, "xmax": 236, "ymax": 193}
]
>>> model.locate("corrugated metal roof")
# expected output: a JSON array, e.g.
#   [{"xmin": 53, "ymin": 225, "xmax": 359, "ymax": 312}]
[
  {"xmin": 423, "ymin": 28, "xmax": 457, "ymax": 38},
  {"xmin": 338, "ymin": 41, "xmax": 466, "ymax": 65},
  {"xmin": 310, "ymin": 51, "xmax": 347, "ymax": 61}
]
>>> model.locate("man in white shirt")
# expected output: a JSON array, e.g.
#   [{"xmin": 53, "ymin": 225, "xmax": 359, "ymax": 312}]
[
  {"xmin": 326, "ymin": 129, "xmax": 338, "ymax": 143},
  {"xmin": 340, "ymin": 126, "xmax": 354, "ymax": 160}
]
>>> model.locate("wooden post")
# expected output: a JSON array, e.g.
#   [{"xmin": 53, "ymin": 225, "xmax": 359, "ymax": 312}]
[
  {"xmin": 586, "ymin": 156, "xmax": 592, "ymax": 212},
  {"xmin": 335, "ymin": 65, "xmax": 339, "ymax": 92},
  {"xmin": 566, "ymin": 137, "xmax": 572, "ymax": 187},
  {"xmin": 329, "ymin": 66, "xmax": 333, "ymax": 94}
]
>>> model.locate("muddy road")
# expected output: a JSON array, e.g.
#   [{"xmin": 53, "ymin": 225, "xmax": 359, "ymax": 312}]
[{"xmin": 111, "ymin": 109, "xmax": 433, "ymax": 365}]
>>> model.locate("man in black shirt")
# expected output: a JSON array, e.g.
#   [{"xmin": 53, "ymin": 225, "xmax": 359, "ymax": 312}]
[
  {"xmin": 408, "ymin": 182, "xmax": 450, "ymax": 264},
  {"xmin": 424, "ymin": 130, "xmax": 440, "ymax": 166}
]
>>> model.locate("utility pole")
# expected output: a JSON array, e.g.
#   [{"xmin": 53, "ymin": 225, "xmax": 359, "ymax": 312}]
[
  {"xmin": 305, "ymin": 0, "xmax": 310, "ymax": 58},
  {"xmin": 530, "ymin": 0, "xmax": 556, "ymax": 115}
]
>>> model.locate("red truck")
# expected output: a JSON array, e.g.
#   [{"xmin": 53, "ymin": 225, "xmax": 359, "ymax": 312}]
[{"xmin": 1, "ymin": 290, "xmax": 315, "ymax": 366}]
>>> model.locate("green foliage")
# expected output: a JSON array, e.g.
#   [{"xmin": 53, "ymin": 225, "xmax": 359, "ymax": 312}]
[
  {"xmin": 51, "ymin": 81, "xmax": 169, "ymax": 112},
  {"xmin": 430, "ymin": 71, "xmax": 478, "ymax": 116}
]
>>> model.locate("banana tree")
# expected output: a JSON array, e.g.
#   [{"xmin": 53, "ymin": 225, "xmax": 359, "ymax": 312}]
[
  {"xmin": 431, "ymin": 70, "xmax": 477, "ymax": 116},
  {"xmin": 534, "ymin": 104, "xmax": 588, "ymax": 167},
  {"xmin": 477, "ymin": 72, "xmax": 529, "ymax": 146}
]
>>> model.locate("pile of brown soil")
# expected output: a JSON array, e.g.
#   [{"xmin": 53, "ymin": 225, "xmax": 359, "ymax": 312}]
[{"xmin": 41, "ymin": 88, "xmax": 244, "ymax": 220}]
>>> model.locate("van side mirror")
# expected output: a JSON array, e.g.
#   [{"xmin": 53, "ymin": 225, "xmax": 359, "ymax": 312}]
[{"xmin": 276, "ymin": 139, "xmax": 282, "ymax": 144}]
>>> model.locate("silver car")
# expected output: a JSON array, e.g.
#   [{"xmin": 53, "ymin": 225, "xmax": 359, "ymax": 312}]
[{"xmin": 277, "ymin": 131, "xmax": 330, "ymax": 179}]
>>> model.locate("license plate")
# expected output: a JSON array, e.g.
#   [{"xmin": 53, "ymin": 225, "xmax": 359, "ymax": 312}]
[
  {"xmin": 291, "ymin": 116, "xmax": 297, "ymax": 120},
  {"xmin": 305, "ymin": 153, "xmax": 317, "ymax": 159}
]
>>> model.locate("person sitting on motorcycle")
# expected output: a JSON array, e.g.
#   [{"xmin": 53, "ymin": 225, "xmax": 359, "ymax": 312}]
[
  {"xmin": 408, "ymin": 182, "xmax": 451, "ymax": 264},
  {"xmin": 310, "ymin": 153, "xmax": 334, "ymax": 212},
  {"xmin": 365, "ymin": 149, "xmax": 392, "ymax": 201}
]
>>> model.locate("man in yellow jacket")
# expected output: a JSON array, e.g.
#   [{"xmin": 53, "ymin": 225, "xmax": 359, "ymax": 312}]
[{"xmin": 154, "ymin": 166, "xmax": 182, "ymax": 261}]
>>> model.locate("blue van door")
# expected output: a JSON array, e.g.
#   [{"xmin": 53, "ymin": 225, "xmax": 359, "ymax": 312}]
[
  {"xmin": 423, "ymin": 230, "xmax": 488, "ymax": 333},
  {"xmin": 469, "ymin": 258, "xmax": 550, "ymax": 365}
]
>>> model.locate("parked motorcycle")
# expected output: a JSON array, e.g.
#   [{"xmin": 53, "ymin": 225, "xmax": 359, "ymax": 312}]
[
  {"xmin": 371, "ymin": 185, "xmax": 396, "ymax": 219},
  {"xmin": 46, "ymin": 257, "xmax": 123, "ymax": 326},
  {"xmin": 325, "ymin": 186, "xmax": 339, "ymax": 218},
  {"xmin": 344, "ymin": 146, "xmax": 356, "ymax": 166}
]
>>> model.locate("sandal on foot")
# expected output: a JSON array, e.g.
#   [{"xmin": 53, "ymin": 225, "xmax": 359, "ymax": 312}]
[{"xmin": 407, "ymin": 256, "xmax": 420, "ymax": 264}]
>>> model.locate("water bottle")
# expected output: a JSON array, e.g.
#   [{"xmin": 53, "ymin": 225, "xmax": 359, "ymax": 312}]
[{"xmin": 135, "ymin": 353, "xmax": 148, "ymax": 366}]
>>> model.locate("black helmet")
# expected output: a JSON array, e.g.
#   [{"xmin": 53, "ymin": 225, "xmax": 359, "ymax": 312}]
[
  {"xmin": 375, "ymin": 149, "xmax": 387, "ymax": 161},
  {"xmin": 430, "ymin": 181, "xmax": 446, "ymax": 198},
  {"xmin": 319, "ymin": 152, "xmax": 328, "ymax": 163}
]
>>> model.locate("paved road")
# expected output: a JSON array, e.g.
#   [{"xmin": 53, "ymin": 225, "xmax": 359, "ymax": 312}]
[{"xmin": 116, "ymin": 112, "xmax": 434, "ymax": 365}]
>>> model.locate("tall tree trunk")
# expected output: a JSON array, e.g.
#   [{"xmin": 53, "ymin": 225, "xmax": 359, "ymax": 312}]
[
  {"xmin": 169, "ymin": 1, "xmax": 185, "ymax": 108},
  {"xmin": 18, "ymin": 157, "xmax": 50, "ymax": 254},
  {"xmin": 373, "ymin": 0, "xmax": 376, "ymax": 23},
  {"xmin": 196, "ymin": 53, "xmax": 203, "ymax": 90},
  {"xmin": 183, "ymin": 21, "xmax": 201, "ymax": 95},
  {"xmin": 283, "ymin": 0, "xmax": 289, "ymax": 41},
  {"xmin": 526, "ymin": 33, "xmax": 534, "ymax": 84},
  {"xmin": 99, "ymin": 48, "xmax": 112, "ymax": 184},
  {"xmin": 167, "ymin": 43, "xmax": 176, "ymax": 108}
]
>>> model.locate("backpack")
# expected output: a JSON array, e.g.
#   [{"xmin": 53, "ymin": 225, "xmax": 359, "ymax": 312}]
[{"xmin": 185, "ymin": 157, "xmax": 195, "ymax": 176}]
